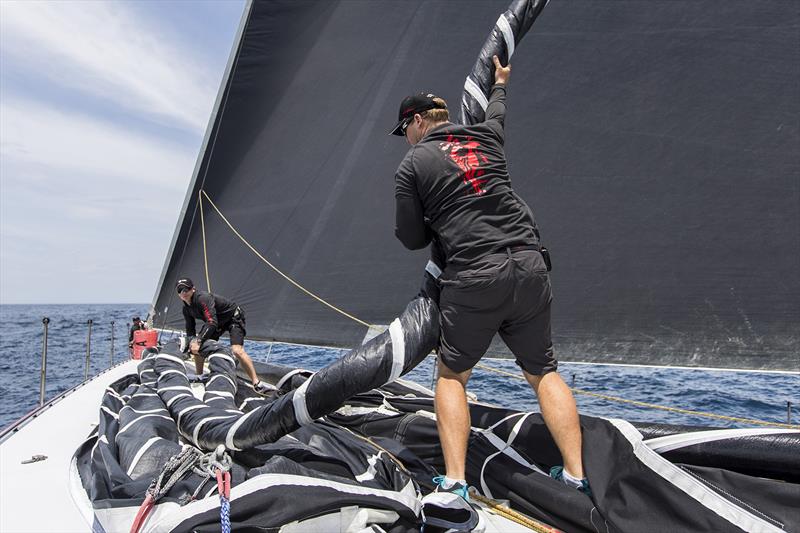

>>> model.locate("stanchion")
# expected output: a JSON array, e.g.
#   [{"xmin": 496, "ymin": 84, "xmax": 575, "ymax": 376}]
[
  {"xmin": 85, "ymin": 319, "xmax": 93, "ymax": 381},
  {"xmin": 789, "ymin": 401, "xmax": 793, "ymax": 425},
  {"xmin": 39, "ymin": 317, "xmax": 50, "ymax": 407},
  {"xmin": 110, "ymin": 321, "xmax": 115, "ymax": 367}
]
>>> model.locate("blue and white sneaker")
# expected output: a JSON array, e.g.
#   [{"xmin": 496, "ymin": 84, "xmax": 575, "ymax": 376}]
[
  {"xmin": 550, "ymin": 466, "xmax": 592, "ymax": 497},
  {"xmin": 422, "ymin": 476, "xmax": 478, "ymax": 531}
]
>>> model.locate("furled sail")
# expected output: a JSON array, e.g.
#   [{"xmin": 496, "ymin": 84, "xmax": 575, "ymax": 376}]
[{"xmin": 152, "ymin": 0, "xmax": 799, "ymax": 370}]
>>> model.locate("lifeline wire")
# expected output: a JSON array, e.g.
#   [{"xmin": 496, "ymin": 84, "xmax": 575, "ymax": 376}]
[{"xmin": 474, "ymin": 363, "xmax": 800, "ymax": 430}]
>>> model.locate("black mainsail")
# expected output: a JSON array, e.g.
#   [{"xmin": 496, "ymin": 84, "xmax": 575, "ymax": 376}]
[{"xmin": 152, "ymin": 0, "xmax": 799, "ymax": 370}]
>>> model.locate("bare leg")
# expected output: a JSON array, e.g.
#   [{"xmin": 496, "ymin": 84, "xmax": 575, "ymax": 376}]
[
  {"xmin": 232, "ymin": 344, "xmax": 260, "ymax": 385},
  {"xmin": 193, "ymin": 354, "xmax": 205, "ymax": 376},
  {"xmin": 524, "ymin": 370, "xmax": 584, "ymax": 478},
  {"xmin": 435, "ymin": 361, "xmax": 472, "ymax": 480}
]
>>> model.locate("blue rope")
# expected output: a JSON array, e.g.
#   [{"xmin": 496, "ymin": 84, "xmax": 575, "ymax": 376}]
[{"xmin": 219, "ymin": 494, "xmax": 231, "ymax": 533}]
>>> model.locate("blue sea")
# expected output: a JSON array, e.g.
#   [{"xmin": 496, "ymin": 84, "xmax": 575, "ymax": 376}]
[{"xmin": 1, "ymin": 304, "xmax": 797, "ymax": 431}]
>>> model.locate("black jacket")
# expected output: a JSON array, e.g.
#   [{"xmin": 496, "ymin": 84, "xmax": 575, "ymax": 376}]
[
  {"xmin": 394, "ymin": 84, "xmax": 540, "ymax": 267},
  {"xmin": 128, "ymin": 322, "xmax": 146, "ymax": 343},
  {"xmin": 182, "ymin": 290, "xmax": 239, "ymax": 342}
]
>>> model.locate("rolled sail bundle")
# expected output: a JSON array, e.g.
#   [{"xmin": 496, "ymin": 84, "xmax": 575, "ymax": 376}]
[
  {"xmin": 461, "ymin": 0, "xmax": 549, "ymax": 125},
  {"xmin": 153, "ymin": 295, "xmax": 439, "ymax": 451}
]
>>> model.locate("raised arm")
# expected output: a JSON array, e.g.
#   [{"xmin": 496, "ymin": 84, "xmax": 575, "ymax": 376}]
[{"xmin": 485, "ymin": 55, "xmax": 511, "ymax": 141}]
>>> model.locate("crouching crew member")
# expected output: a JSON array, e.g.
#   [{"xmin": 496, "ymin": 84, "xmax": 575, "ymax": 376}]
[{"xmin": 176, "ymin": 277, "xmax": 270, "ymax": 393}]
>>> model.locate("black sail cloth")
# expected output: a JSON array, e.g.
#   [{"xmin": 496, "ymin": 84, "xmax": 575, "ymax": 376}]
[{"xmin": 152, "ymin": 0, "xmax": 800, "ymax": 370}]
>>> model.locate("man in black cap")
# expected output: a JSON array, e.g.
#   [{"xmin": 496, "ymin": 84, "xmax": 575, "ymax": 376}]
[
  {"xmin": 128, "ymin": 316, "xmax": 146, "ymax": 351},
  {"xmin": 176, "ymin": 277, "xmax": 270, "ymax": 393},
  {"xmin": 390, "ymin": 56, "xmax": 588, "ymax": 502}
]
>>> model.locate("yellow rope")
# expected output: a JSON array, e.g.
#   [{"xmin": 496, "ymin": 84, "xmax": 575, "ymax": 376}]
[
  {"xmin": 198, "ymin": 188, "xmax": 796, "ymax": 430},
  {"xmin": 474, "ymin": 362, "xmax": 800, "ymax": 429},
  {"xmin": 198, "ymin": 190, "xmax": 212, "ymax": 292},
  {"xmin": 470, "ymin": 493, "xmax": 562, "ymax": 533},
  {"xmin": 199, "ymin": 190, "xmax": 372, "ymax": 328}
]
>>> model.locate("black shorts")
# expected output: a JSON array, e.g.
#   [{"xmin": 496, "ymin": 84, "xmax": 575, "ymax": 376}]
[
  {"xmin": 228, "ymin": 308, "xmax": 246, "ymax": 346},
  {"xmin": 211, "ymin": 308, "xmax": 247, "ymax": 346},
  {"xmin": 438, "ymin": 249, "xmax": 556, "ymax": 375}
]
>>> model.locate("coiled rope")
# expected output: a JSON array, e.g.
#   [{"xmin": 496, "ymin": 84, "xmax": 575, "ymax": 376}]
[
  {"xmin": 129, "ymin": 445, "xmax": 232, "ymax": 533},
  {"xmin": 196, "ymin": 189, "xmax": 798, "ymax": 430}
]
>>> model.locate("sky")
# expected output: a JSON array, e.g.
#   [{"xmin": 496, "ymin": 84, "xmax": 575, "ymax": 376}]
[{"xmin": 0, "ymin": 0, "xmax": 246, "ymax": 304}]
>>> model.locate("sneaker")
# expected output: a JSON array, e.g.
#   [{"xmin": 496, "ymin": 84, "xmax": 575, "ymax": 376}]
[
  {"xmin": 422, "ymin": 476, "xmax": 478, "ymax": 531},
  {"xmin": 432, "ymin": 475, "xmax": 469, "ymax": 500},
  {"xmin": 550, "ymin": 466, "xmax": 592, "ymax": 497}
]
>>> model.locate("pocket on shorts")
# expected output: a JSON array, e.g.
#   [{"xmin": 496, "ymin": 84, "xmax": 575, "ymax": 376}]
[
  {"xmin": 515, "ymin": 250, "xmax": 548, "ymax": 274},
  {"xmin": 450, "ymin": 257, "xmax": 509, "ymax": 290}
]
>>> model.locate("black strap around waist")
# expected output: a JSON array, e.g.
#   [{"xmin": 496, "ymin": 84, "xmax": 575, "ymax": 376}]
[{"xmin": 495, "ymin": 243, "xmax": 540, "ymax": 254}]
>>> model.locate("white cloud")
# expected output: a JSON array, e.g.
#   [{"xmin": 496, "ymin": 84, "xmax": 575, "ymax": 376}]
[
  {"xmin": 0, "ymin": 94, "xmax": 201, "ymax": 306},
  {"xmin": 0, "ymin": 98, "xmax": 197, "ymax": 190},
  {"xmin": 0, "ymin": 0, "xmax": 219, "ymax": 131},
  {"xmin": 0, "ymin": 1, "xmax": 242, "ymax": 304}
]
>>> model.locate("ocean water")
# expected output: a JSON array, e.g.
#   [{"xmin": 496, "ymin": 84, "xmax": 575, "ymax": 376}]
[{"xmin": 1, "ymin": 304, "xmax": 797, "ymax": 431}]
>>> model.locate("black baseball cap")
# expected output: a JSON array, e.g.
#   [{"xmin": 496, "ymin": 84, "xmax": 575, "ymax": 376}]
[
  {"xmin": 389, "ymin": 93, "xmax": 447, "ymax": 136},
  {"xmin": 132, "ymin": 316, "xmax": 141, "ymax": 321},
  {"xmin": 176, "ymin": 278, "xmax": 194, "ymax": 293}
]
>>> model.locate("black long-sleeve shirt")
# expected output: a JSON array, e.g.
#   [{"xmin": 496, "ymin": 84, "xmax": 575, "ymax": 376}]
[
  {"xmin": 182, "ymin": 290, "xmax": 239, "ymax": 342},
  {"xmin": 394, "ymin": 84, "xmax": 540, "ymax": 267}
]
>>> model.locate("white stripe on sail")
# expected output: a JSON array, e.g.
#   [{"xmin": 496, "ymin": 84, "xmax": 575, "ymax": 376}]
[
  {"xmin": 276, "ymin": 369, "xmax": 307, "ymax": 390},
  {"xmin": 608, "ymin": 418, "xmax": 783, "ymax": 533},
  {"xmin": 176, "ymin": 404, "xmax": 206, "ymax": 425},
  {"xmin": 100, "ymin": 406, "xmax": 119, "ymax": 419},
  {"xmin": 644, "ymin": 428, "xmax": 799, "ymax": 453},
  {"xmin": 192, "ymin": 415, "xmax": 237, "ymax": 445},
  {"xmin": 118, "ymin": 414, "xmax": 174, "ymax": 436},
  {"xmin": 387, "ymin": 319, "xmax": 405, "ymax": 383},
  {"xmin": 495, "ymin": 13, "xmax": 515, "ymax": 59},
  {"xmin": 205, "ymin": 390, "xmax": 234, "ymax": 399},
  {"xmin": 292, "ymin": 377, "xmax": 313, "ymax": 426},
  {"xmin": 464, "ymin": 76, "xmax": 488, "ymax": 111},
  {"xmin": 225, "ymin": 407, "xmax": 260, "ymax": 451},
  {"xmin": 207, "ymin": 352, "xmax": 235, "ymax": 365},
  {"xmin": 125, "ymin": 437, "xmax": 162, "ymax": 476},
  {"xmin": 207, "ymin": 374, "xmax": 236, "ymax": 388},
  {"xmin": 155, "ymin": 353, "xmax": 185, "ymax": 366},
  {"xmin": 477, "ymin": 412, "xmax": 545, "ymax": 498},
  {"xmin": 166, "ymin": 393, "xmax": 192, "ymax": 408}
]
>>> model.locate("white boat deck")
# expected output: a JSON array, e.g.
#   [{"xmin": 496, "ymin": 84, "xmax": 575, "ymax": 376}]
[{"xmin": 0, "ymin": 360, "xmax": 139, "ymax": 533}]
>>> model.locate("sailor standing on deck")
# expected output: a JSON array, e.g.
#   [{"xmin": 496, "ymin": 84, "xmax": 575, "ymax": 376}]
[
  {"xmin": 390, "ymin": 57, "xmax": 589, "ymax": 502},
  {"xmin": 176, "ymin": 278, "xmax": 271, "ymax": 393}
]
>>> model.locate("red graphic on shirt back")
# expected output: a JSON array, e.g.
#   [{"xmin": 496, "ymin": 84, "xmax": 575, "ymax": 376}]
[{"xmin": 439, "ymin": 135, "xmax": 489, "ymax": 195}]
